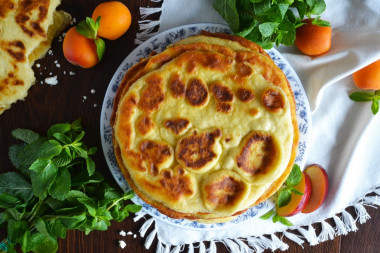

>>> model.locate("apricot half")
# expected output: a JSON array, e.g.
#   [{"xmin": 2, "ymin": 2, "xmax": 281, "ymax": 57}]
[{"xmin": 302, "ymin": 164, "xmax": 329, "ymax": 213}]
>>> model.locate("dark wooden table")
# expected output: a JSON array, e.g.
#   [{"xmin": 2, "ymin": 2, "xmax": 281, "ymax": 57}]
[{"xmin": 1, "ymin": 0, "xmax": 379, "ymax": 252}]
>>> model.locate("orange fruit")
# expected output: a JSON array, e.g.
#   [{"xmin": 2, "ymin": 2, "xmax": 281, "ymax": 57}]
[
  {"xmin": 295, "ymin": 19, "xmax": 332, "ymax": 56},
  {"xmin": 92, "ymin": 1, "xmax": 132, "ymax": 40},
  {"xmin": 63, "ymin": 27, "xmax": 99, "ymax": 68},
  {"xmin": 353, "ymin": 59, "xmax": 380, "ymax": 90}
]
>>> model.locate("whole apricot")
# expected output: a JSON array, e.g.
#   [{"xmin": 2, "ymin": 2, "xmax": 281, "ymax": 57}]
[
  {"xmin": 353, "ymin": 59, "xmax": 380, "ymax": 90},
  {"xmin": 63, "ymin": 27, "xmax": 99, "ymax": 68},
  {"xmin": 295, "ymin": 19, "xmax": 332, "ymax": 56},
  {"xmin": 92, "ymin": 1, "xmax": 132, "ymax": 40}
]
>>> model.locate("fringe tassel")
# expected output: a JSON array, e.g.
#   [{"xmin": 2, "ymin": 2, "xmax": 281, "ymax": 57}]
[
  {"xmin": 133, "ymin": 210, "xmax": 147, "ymax": 222},
  {"xmin": 318, "ymin": 221, "xmax": 335, "ymax": 242},
  {"xmin": 282, "ymin": 230, "xmax": 304, "ymax": 247},
  {"xmin": 222, "ymin": 238, "xmax": 241, "ymax": 252},
  {"xmin": 270, "ymin": 234, "xmax": 289, "ymax": 251},
  {"xmin": 140, "ymin": 7, "xmax": 162, "ymax": 19},
  {"xmin": 246, "ymin": 236, "xmax": 266, "ymax": 253},
  {"xmin": 258, "ymin": 236, "xmax": 276, "ymax": 250},
  {"xmin": 333, "ymin": 215, "xmax": 348, "ymax": 235},
  {"xmin": 297, "ymin": 225, "xmax": 318, "ymax": 246},
  {"xmin": 144, "ymin": 228, "xmax": 157, "ymax": 249},
  {"xmin": 170, "ymin": 245, "xmax": 181, "ymax": 253},
  {"xmin": 188, "ymin": 243, "xmax": 194, "ymax": 253},
  {"xmin": 372, "ymin": 188, "xmax": 380, "ymax": 196},
  {"xmin": 198, "ymin": 241, "xmax": 206, "ymax": 253},
  {"xmin": 209, "ymin": 240, "xmax": 217, "ymax": 253},
  {"xmin": 149, "ymin": 0, "xmax": 162, "ymax": 2},
  {"xmin": 135, "ymin": 20, "xmax": 161, "ymax": 44},
  {"xmin": 354, "ymin": 203, "xmax": 371, "ymax": 224},
  {"xmin": 139, "ymin": 217, "xmax": 155, "ymax": 237},
  {"xmin": 363, "ymin": 196, "xmax": 380, "ymax": 207},
  {"xmin": 156, "ymin": 241, "xmax": 169, "ymax": 253},
  {"xmin": 341, "ymin": 210, "xmax": 358, "ymax": 232},
  {"xmin": 235, "ymin": 238, "xmax": 252, "ymax": 253}
]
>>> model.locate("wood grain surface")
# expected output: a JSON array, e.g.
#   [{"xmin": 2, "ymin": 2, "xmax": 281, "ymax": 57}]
[{"xmin": 1, "ymin": 0, "xmax": 379, "ymax": 252}]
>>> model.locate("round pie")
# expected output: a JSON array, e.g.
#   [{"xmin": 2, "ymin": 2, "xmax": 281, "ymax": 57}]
[{"xmin": 111, "ymin": 32, "xmax": 299, "ymax": 222}]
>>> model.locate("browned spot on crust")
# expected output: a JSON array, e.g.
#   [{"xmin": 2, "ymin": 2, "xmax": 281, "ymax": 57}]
[
  {"xmin": 236, "ymin": 132, "xmax": 278, "ymax": 175},
  {"xmin": 159, "ymin": 168, "xmax": 194, "ymax": 201},
  {"xmin": 186, "ymin": 79, "xmax": 209, "ymax": 106},
  {"xmin": 138, "ymin": 74, "xmax": 165, "ymax": 112},
  {"xmin": 2, "ymin": 41, "xmax": 26, "ymax": 62},
  {"xmin": 237, "ymin": 88, "xmax": 254, "ymax": 102},
  {"xmin": 177, "ymin": 129, "xmax": 221, "ymax": 169},
  {"xmin": 164, "ymin": 118, "xmax": 190, "ymax": 135},
  {"xmin": 249, "ymin": 108, "xmax": 259, "ymax": 116},
  {"xmin": 0, "ymin": 0, "xmax": 15, "ymax": 18},
  {"xmin": 216, "ymin": 102, "xmax": 232, "ymax": 113},
  {"xmin": 212, "ymin": 82, "xmax": 234, "ymax": 102},
  {"xmin": 262, "ymin": 88, "xmax": 286, "ymax": 113},
  {"xmin": 15, "ymin": 0, "xmax": 49, "ymax": 38},
  {"xmin": 225, "ymin": 138, "xmax": 231, "ymax": 143},
  {"xmin": 175, "ymin": 51, "xmax": 232, "ymax": 73},
  {"xmin": 204, "ymin": 176, "xmax": 246, "ymax": 207},
  {"xmin": 169, "ymin": 73, "xmax": 185, "ymax": 98},
  {"xmin": 236, "ymin": 62, "xmax": 253, "ymax": 77},
  {"xmin": 137, "ymin": 115, "xmax": 154, "ymax": 135},
  {"xmin": 140, "ymin": 140, "xmax": 172, "ymax": 176}
]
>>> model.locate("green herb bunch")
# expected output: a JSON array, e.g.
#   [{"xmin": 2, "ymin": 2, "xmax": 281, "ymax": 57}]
[
  {"xmin": 260, "ymin": 164, "xmax": 303, "ymax": 226},
  {"xmin": 0, "ymin": 120, "xmax": 141, "ymax": 253},
  {"xmin": 349, "ymin": 90, "xmax": 380, "ymax": 115},
  {"xmin": 213, "ymin": 0, "xmax": 329, "ymax": 49}
]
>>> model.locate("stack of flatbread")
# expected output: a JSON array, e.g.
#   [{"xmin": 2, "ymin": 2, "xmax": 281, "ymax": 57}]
[
  {"xmin": 112, "ymin": 32, "xmax": 299, "ymax": 223},
  {"xmin": 0, "ymin": 0, "xmax": 71, "ymax": 114}
]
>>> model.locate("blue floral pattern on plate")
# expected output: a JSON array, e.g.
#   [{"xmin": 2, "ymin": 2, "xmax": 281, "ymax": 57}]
[{"xmin": 100, "ymin": 23, "xmax": 312, "ymax": 230}]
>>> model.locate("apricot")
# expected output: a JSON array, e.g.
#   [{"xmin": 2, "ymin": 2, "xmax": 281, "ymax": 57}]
[
  {"xmin": 353, "ymin": 59, "xmax": 380, "ymax": 90},
  {"xmin": 63, "ymin": 27, "xmax": 99, "ymax": 68},
  {"xmin": 295, "ymin": 19, "xmax": 332, "ymax": 56},
  {"xmin": 92, "ymin": 1, "xmax": 132, "ymax": 40}
]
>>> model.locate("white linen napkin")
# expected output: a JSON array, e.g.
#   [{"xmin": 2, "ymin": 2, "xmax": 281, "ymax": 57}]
[{"xmin": 134, "ymin": 0, "xmax": 380, "ymax": 251}]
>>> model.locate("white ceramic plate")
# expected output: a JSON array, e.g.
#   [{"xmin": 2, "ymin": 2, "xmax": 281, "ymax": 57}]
[{"xmin": 100, "ymin": 23, "xmax": 312, "ymax": 230}]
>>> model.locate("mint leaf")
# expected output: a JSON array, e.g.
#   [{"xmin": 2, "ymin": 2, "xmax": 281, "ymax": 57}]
[
  {"xmin": 47, "ymin": 123, "xmax": 71, "ymax": 139},
  {"xmin": 53, "ymin": 133, "xmax": 72, "ymax": 144},
  {"xmin": 260, "ymin": 209, "xmax": 275, "ymax": 220},
  {"xmin": 372, "ymin": 99, "xmax": 379, "ymax": 115},
  {"xmin": 236, "ymin": 20, "xmax": 258, "ymax": 37},
  {"xmin": 277, "ymin": 18, "xmax": 296, "ymax": 46},
  {"xmin": 50, "ymin": 220, "xmax": 67, "ymax": 239},
  {"xmin": 0, "ymin": 212, "xmax": 5, "ymax": 225},
  {"xmin": 213, "ymin": 0, "xmax": 240, "ymax": 32},
  {"xmin": 71, "ymin": 119, "xmax": 83, "ymax": 132},
  {"xmin": 26, "ymin": 232, "xmax": 58, "ymax": 253},
  {"xmin": 0, "ymin": 172, "xmax": 33, "ymax": 202},
  {"xmin": 30, "ymin": 159, "xmax": 58, "ymax": 199},
  {"xmin": 310, "ymin": 0, "xmax": 326, "ymax": 15},
  {"xmin": 277, "ymin": 187, "xmax": 292, "ymax": 207},
  {"xmin": 48, "ymin": 167, "xmax": 71, "ymax": 201},
  {"xmin": 38, "ymin": 140, "xmax": 62, "ymax": 160},
  {"xmin": 349, "ymin": 92, "xmax": 374, "ymax": 102},
  {"xmin": 125, "ymin": 204, "xmax": 142, "ymax": 213},
  {"xmin": 312, "ymin": 16, "xmax": 330, "ymax": 26},
  {"xmin": 11, "ymin": 129, "xmax": 39, "ymax": 144},
  {"xmin": 53, "ymin": 147, "xmax": 72, "ymax": 167},
  {"xmin": 0, "ymin": 193, "xmax": 22, "ymax": 208},
  {"xmin": 19, "ymin": 138, "xmax": 48, "ymax": 166},
  {"xmin": 259, "ymin": 22, "xmax": 279, "ymax": 37},
  {"xmin": 7, "ymin": 219, "xmax": 28, "ymax": 243},
  {"xmin": 286, "ymin": 164, "xmax": 302, "ymax": 186},
  {"xmin": 8, "ymin": 144, "xmax": 25, "ymax": 169},
  {"xmin": 95, "ymin": 38, "xmax": 106, "ymax": 61},
  {"xmin": 291, "ymin": 188, "xmax": 304, "ymax": 195},
  {"xmin": 58, "ymin": 213, "xmax": 87, "ymax": 229},
  {"xmin": 76, "ymin": 20, "xmax": 96, "ymax": 39},
  {"xmin": 275, "ymin": 214, "xmax": 294, "ymax": 226}
]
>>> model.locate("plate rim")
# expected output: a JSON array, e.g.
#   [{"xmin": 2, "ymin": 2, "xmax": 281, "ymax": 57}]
[{"xmin": 100, "ymin": 22, "xmax": 312, "ymax": 230}]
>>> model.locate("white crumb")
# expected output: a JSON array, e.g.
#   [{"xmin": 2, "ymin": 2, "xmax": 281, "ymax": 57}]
[
  {"xmin": 83, "ymin": 96, "xmax": 87, "ymax": 100},
  {"xmin": 63, "ymin": 71, "xmax": 66, "ymax": 75},
  {"xmin": 69, "ymin": 71, "xmax": 75, "ymax": 76},
  {"xmin": 62, "ymin": 32, "xmax": 66, "ymax": 37},
  {"xmin": 93, "ymin": 104, "xmax": 97, "ymax": 107},
  {"xmin": 118, "ymin": 240, "xmax": 127, "ymax": 249},
  {"xmin": 90, "ymin": 89, "xmax": 96, "ymax": 94},
  {"xmin": 133, "ymin": 234, "xmax": 137, "ymax": 238},
  {"xmin": 48, "ymin": 49, "xmax": 53, "ymax": 55},
  {"xmin": 127, "ymin": 231, "xmax": 133, "ymax": 235},
  {"xmin": 45, "ymin": 76, "xmax": 58, "ymax": 85},
  {"xmin": 40, "ymin": 72, "xmax": 42, "ymax": 75},
  {"xmin": 54, "ymin": 60, "xmax": 58, "ymax": 63},
  {"xmin": 73, "ymin": 18, "xmax": 77, "ymax": 23},
  {"xmin": 56, "ymin": 63, "xmax": 61, "ymax": 68},
  {"xmin": 58, "ymin": 36, "xmax": 63, "ymax": 42},
  {"xmin": 119, "ymin": 230, "xmax": 126, "ymax": 236},
  {"xmin": 40, "ymin": 81, "xmax": 43, "ymax": 84},
  {"xmin": 49, "ymin": 72, "xmax": 52, "ymax": 75},
  {"xmin": 36, "ymin": 63, "xmax": 40, "ymax": 68}
]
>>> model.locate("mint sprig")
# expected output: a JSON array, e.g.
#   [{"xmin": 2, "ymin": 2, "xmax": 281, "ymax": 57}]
[
  {"xmin": 259, "ymin": 164, "xmax": 302, "ymax": 226},
  {"xmin": 0, "ymin": 120, "xmax": 141, "ymax": 253},
  {"xmin": 76, "ymin": 17, "xmax": 105, "ymax": 61},
  {"xmin": 213, "ymin": 0, "xmax": 330, "ymax": 49},
  {"xmin": 349, "ymin": 90, "xmax": 380, "ymax": 115}
]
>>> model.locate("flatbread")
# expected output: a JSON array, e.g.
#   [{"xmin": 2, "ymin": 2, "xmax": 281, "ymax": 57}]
[
  {"xmin": 112, "ymin": 33, "xmax": 299, "ymax": 222},
  {"xmin": 0, "ymin": 0, "xmax": 71, "ymax": 114}
]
